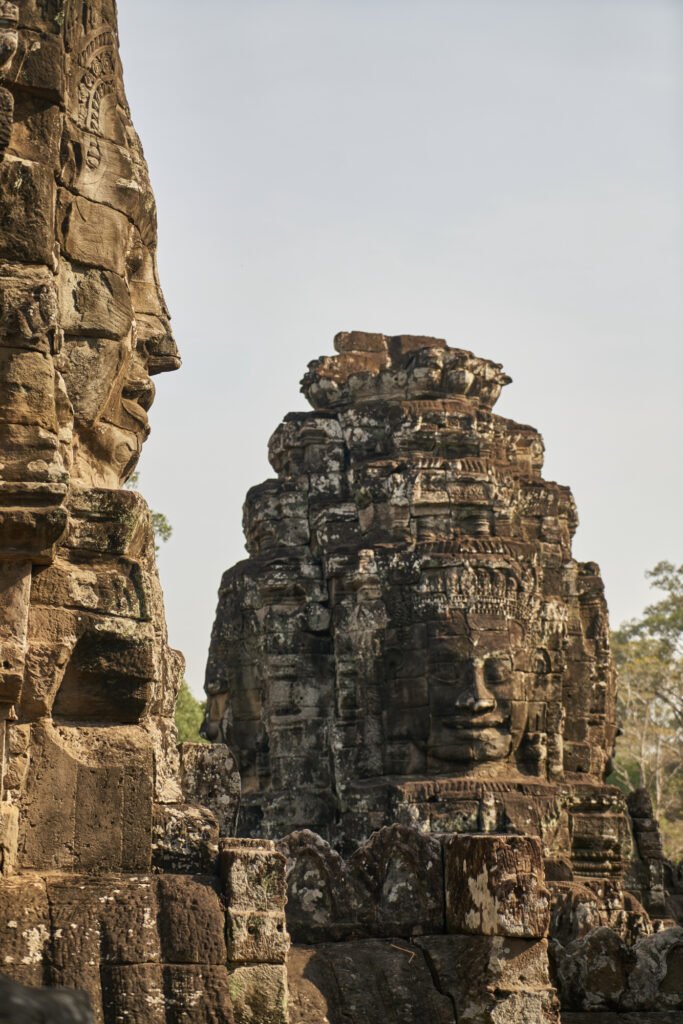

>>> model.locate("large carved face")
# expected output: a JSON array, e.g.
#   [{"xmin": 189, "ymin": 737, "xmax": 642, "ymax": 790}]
[
  {"xmin": 427, "ymin": 615, "xmax": 527, "ymax": 769},
  {"xmin": 0, "ymin": 0, "xmax": 185, "ymax": 876},
  {"xmin": 53, "ymin": 1, "xmax": 180, "ymax": 488}
]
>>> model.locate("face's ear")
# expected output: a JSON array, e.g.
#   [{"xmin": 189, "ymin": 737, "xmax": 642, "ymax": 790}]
[
  {"xmin": 510, "ymin": 701, "xmax": 530, "ymax": 753},
  {"xmin": 536, "ymin": 651, "xmax": 552, "ymax": 675},
  {"xmin": 507, "ymin": 621, "xmax": 525, "ymax": 648}
]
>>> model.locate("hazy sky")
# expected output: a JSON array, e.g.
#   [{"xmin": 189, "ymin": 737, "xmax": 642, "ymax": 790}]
[{"xmin": 117, "ymin": 0, "xmax": 683, "ymax": 696}]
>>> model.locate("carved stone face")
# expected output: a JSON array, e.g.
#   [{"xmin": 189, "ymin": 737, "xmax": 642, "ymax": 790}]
[
  {"xmin": 0, "ymin": 0, "xmax": 187, "ymax": 880},
  {"xmin": 426, "ymin": 616, "xmax": 527, "ymax": 770},
  {"xmin": 52, "ymin": 4, "xmax": 181, "ymax": 488},
  {"xmin": 65, "ymin": 329, "xmax": 165, "ymax": 488}
]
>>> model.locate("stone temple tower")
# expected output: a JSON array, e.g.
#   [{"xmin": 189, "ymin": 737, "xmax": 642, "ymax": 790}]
[
  {"xmin": 204, "ymin": 331, "xmax": 683, "ymax": 1021},
  {"xmin": 205, "ymin": 331, "xmax": 621, "ymax": 856}
]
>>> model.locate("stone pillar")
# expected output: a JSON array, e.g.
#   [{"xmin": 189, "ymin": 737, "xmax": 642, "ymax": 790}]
[
  {"xmin": 438, "ymin": 833, "xmax": 559, "ymax": 1023},
  {"xmin": 445, "ymin": 833, "xmax": 551, "ymax": 937},
  {"xmin": 220, "ymin": 838, "xmax": 290, "ymax": 1024}
]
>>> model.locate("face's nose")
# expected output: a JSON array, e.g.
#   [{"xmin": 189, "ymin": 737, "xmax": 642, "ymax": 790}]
[
  {"xmin": 455, "ymin": 661, "xmax": 496, "ymax": 712},
  {"xmin": 143, "ymin": 317, "xmax": 181, "ymax": 376},
  {"xmin": 123, "ymin": 370, "xmax": 156, "ymax": 412}
]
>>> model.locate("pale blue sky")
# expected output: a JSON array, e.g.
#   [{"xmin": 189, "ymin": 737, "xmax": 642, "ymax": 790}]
[{"xmin": 117, "ymin": 0, "xmax": 683, "ymax": 696}]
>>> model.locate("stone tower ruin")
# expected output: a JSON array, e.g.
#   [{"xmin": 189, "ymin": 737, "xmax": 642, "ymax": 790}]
[{"xmin": 206, "ymin": 331, "xmax": 683, "ymax": 1020}]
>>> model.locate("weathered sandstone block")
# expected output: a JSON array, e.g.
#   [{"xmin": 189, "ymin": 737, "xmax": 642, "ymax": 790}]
[
  {"xmin": 418, "ymin": 934, "xmax": 560, "ymax": 1024},
  {"xmin": 101, "ymin": 963, "xmax": 235, "ymax": 1024},
  {"xmin": 0, "ymin": 877, "xmax": 50, "ymax": 987},
  {"xmin": 152, "ymin": 801, "xmax": 219, "ymax": 874},
  {"xmin": 551, "ymin": 926, "xmax": 683, "ymax": 1013},
  {"xmin": 220, "ymin": 838, "xmax": 288, "ymax": 912},
  {"xmin": 230, "ymin": 963, "xmax": 289, "ymax": 1024},
  {"xmin": 445, "ymin": 833, "xmax": 551, "ymax": 938},
  {"xmin": 286, "ymin": 941, "xmax": 455, "ymax": 1024},
  {"xmin": 181, "ymin": 741, "xmax": 241, "ymax": 837},
  {"xmin": 0, "ymin": 160, "xmax": 55, "ymax": 264},
  {"xmin": 279, "ymin": 824, "xmax": 444, "ymax": 942},
  {"xmin": 227, "ymin": 910, "xmax": 290, "ymax": 964}
]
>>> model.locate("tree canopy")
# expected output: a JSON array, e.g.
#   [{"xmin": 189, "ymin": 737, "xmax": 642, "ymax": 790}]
[
  {"xmin": 610, "ymin": 562, "xmax": 683, "ymax": 861},
  {"xmin": 125, "ymin": 472, "xmax": 173, "ymax": 554},
  {"xmin": 175, "ymin": 680, "xmax": 206, "ymax": 743}
]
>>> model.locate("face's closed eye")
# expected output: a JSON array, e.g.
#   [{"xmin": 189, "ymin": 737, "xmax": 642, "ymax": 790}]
[
  {"xmin": 430, "ymin": 661, "xmax": 471, "ymax": 685},
  {"xmin": 483, "ymin": 658, "xmax": 512, "ymax": 687},
  {"xmin": 430, "ymin": 656, "xmax": 513, "ymax": 690}
]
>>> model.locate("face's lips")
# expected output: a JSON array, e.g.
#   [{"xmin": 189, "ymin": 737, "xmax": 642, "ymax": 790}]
[
  {"xmin": 440, "ymin": 715, "xmax": 508, "ymax": 731},
  {"xmin": 121, "ymin": 397, "xmax": 149, "ymax": 429}
]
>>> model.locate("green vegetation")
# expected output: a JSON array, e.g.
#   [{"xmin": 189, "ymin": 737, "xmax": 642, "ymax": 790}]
[
  {"xmin": 123, "ymin": 472, "xmax": 205, "ymax": 739},
  {"xmin": 175, "ymin": 680, "xmax": 206, "ymax": 743},
  {"xmin": 125, "ymin": 472, "xmax": 173, "ymax": 554},
  {"xmin": 609, "ymin": 562, "xmax": 683, "ymax": 861},
  {"xmin": 151, "ymin": 509, "xmax": 173, "ymax": 549}
]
